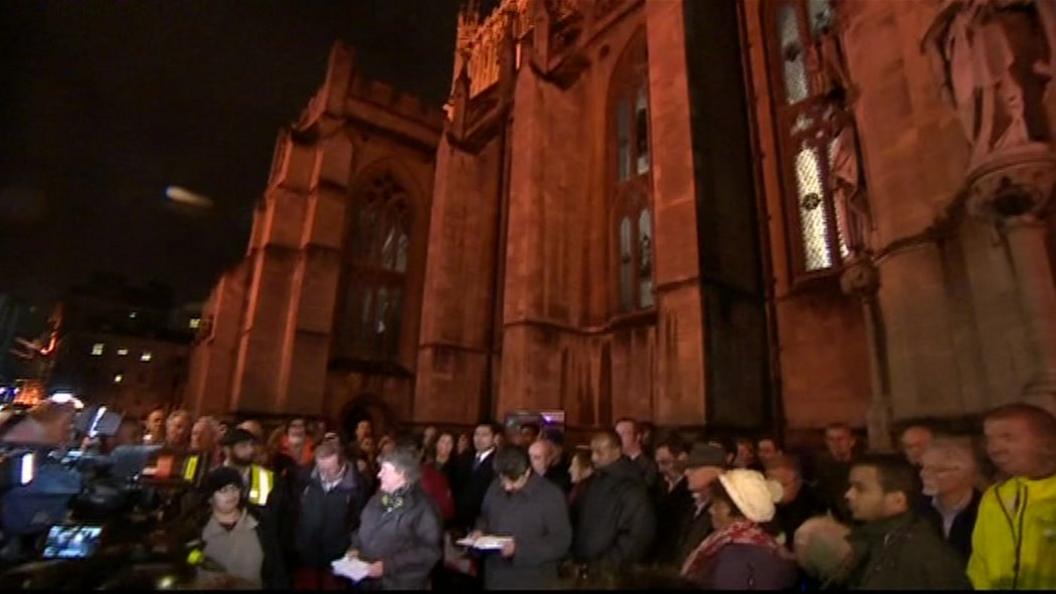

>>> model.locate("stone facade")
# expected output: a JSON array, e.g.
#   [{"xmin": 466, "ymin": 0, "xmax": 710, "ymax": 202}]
[
  {"xmin": 185, "ymin": 43, "xmax": 442, "ymax": 428},
  {"xmin": 187, "ymin": 0, "xmax": 1056, "ymax": 444}
]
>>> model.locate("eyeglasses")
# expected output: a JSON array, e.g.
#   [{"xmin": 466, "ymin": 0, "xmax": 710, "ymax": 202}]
[{"xmin": 217, "ymin": 484, "xmax": 241, "ymax": 495}]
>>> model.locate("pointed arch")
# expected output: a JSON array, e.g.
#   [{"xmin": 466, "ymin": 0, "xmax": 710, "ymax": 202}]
[
  {"xmin": 608, "ymin": 29, "xmax": 654, "ymax": 315},
  {"xmin": 337, "ymin": 160, "xmax": 422, "ymax": 362}
]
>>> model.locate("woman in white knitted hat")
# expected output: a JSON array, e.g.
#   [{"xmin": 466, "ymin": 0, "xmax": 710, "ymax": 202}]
[{"xmin": 680, "ymin": 469, "xmax": 798, "ymax": 589}]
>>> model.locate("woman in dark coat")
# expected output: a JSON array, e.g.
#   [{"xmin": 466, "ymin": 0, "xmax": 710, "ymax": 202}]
[
  {"xmin": 347, "ymin": 446, "xmax": 443, "ymax": 590},
  {"xmin": 681, "ymin": 469, "xmax": 797, "ymax": 590}
]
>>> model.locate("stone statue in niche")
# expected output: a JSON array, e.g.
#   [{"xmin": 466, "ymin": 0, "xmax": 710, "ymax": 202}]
[
  {"xmin": 827, "ymin": 108, "xmax": 872, "ymax": 256},
  {"xmin": 806, "ymin": 4, "xmax": 872, "ymax": 257},
  {"xmin": 924, "ymin": 0, "xmax": 1053, "ymax": 166},
  {"xmin": 808, "ymin": 16, "xmax": 854, "ymax": 102}
]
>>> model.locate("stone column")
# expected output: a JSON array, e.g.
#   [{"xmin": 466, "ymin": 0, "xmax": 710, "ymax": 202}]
[
  {"xmin": 841, "ymin": 256, "xmax": 892, "ymax": 451},
  {"xmin": 1002, "ymin": 215, "xmax": 1056, "ymax": 410},
  {"xmin": 967, "ymin": 145, "xmax": 1056, "ymax": 413}
]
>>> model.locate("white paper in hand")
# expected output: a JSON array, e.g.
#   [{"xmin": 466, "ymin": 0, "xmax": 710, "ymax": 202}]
[
  {"xmin": 456, "ymin": 535, "xmax": 513, "ymax": 550},
  {"xmin": 331, "ymin": 556, "xmax": 372, "ymax": 582}
]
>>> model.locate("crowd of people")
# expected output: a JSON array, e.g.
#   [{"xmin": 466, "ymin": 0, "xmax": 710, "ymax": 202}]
[{"xmin": 94, "ymin": 401, "xmax": 1056, "ymax": 590}]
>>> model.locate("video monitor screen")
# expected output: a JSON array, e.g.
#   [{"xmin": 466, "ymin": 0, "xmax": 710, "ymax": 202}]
[{"xmin": 42, "ymin": 525, "xmax": 103, "ymax": 559}]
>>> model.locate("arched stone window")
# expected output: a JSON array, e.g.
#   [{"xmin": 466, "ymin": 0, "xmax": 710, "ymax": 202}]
[
  {"xmin": 767, "ymin": 0, "xmax": 852, "ymax": 278},
  {"xmin": 610, "ymin": 31, "xmax": 654, "ymax": 314},
  {"xmin": 338, "ymin": 172, "xmax": 410, "ymax": 361}
]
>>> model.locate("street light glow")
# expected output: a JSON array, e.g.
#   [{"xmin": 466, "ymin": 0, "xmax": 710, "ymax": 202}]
[{"xmin": 165, "ymin": 186, "xmax": 214, "ymax": 209}]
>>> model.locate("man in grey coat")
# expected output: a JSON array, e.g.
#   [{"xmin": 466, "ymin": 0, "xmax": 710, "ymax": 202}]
[{"xmin": 472, "ymin": 446, "xmax": 572, "ymax": 590}]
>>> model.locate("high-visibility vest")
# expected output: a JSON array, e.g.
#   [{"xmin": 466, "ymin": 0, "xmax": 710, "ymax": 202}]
[{"xmin": 247, "ymin": 465, "xmax": 274, "ymax": 507}]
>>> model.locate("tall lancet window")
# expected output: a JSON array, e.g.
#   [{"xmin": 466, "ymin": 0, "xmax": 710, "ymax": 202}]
[
  {"xmin": 768, "ymin": 0, "xmax": 853, "ymax": 279},
  {"xmin": 610, "ymin": 31, "xmax": 654, "ymax": 313},
  {"xmin": 340, "ymin": 172, "xmax": 409, "ymax": 361}
]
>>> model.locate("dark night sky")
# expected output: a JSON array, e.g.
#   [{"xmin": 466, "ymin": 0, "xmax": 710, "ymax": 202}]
[{"xmin": 0, "ymin": 0, "xmax": 458, "ymax": 306}]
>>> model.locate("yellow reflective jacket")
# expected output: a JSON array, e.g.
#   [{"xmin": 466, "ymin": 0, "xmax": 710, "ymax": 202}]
[
  {"xmin": 247, "ymin": 464, "xmax": 274, "ymax": 508},
  {"xmin": 967, "ymin": 473, "xmax": 1056, "ymax": 590}
]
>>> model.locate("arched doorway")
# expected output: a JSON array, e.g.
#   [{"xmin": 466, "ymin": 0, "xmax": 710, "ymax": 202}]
[{"xmin": 339, "ymin": 393, "xmax": 398, "ymax": 444}]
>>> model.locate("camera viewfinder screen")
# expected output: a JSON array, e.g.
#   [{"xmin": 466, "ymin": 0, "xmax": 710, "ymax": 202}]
[{"xmin": 42, "ymin": 525, "xmax": 103, "ymax": 559}]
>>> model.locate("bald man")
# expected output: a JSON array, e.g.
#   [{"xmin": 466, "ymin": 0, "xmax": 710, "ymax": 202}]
[
  {"xmin": 530, "ymin": 439, "xmax": 572, "ymax": 494},
  {"xmin": 900, "ymin": 425, "xmax": 934, "ymax": 468},
  {"xmin": 571, "ymin": 430, "xmax": 656, "ymax": 572}
]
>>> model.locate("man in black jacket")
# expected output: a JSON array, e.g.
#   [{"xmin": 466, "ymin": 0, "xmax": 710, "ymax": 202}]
[
  {"xmin": 572, "ymin": 429, "xmax": 656, "ymax": 576},
  {"xmin": 766, "ymin": 453, "xmax": 827, "ymax": 549},
  {"xmin": 454, "ymin": 421, "xmax": 500, "ymax": 531},
  {"xmin": 293, "ymin": 439, "xmax": 368, "ymax": 590},
  {"xmin": 648, "ymin": 438, "xmax": 694, "ymax": 565},
  {"xmin": 615, "ymin": 418, "xmax": 659, "ymax": 491},
  {"xmin": 473, "ymin": 446, "xmax": 572, "ymax": 589},
  {"xmin": 675, "ymin": 442, "xmax": 728, "ymax": 566},
  {"xmin": 841, "ymin": 454, "xmax": 970, "ymax": 589}
]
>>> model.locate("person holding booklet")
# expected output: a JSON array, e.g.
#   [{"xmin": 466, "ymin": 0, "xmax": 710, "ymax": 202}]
[
  {"xmin": 344, "ymin": 445, "xmax": 442, "ymax": 590},
  {"xmin": 469, "ymin": 445, "xmax": 572, "ymax": 589}
]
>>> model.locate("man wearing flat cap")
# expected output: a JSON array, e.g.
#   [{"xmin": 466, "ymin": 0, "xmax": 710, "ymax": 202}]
[{"xmin": 674, "ymin": 442, "xmax": 730, "ymax": 567}]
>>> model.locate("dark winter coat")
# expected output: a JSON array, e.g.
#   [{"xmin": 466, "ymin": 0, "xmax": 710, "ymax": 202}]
[
  {"xmin": 572, "ymin": 456, "xmax": 656, "ymax": 571},
  {"xmin": 918, "ymin": 489, "xmax": 982, "ymax": 564},
  {"xmin": 814, "ymin": 455, "xmax": 854, "ymax": 524},
  {"xmin": 697, "ymin": 543, "xmax": 798, "ymax": 590},
  {"xmin": 845, "ymin": 511, "xmax": 971, "ymax": 590},
  {"xmin": 773, "ymin": 483, "xmax": 827, "ymax": 547},
  {"xmin": 544, "ymin": 463, "xmax": 573, "ymax": 495},
  {"xmin": 476, "ymin": 473, "xmax": 572, "ymax": 590},
  {"xmin": 294, "ymin": 465, "xmax": 368, "ymax": 569},
  {"xmin": 650, "ymin": 477, "xmax": 695, "ymax": 565},
  {"xmin": 350, "ymin": 483, "xmax": 443, "ymax": 590},
  {"xmin": 454, "ymin": 448, "xmax": 497, "ymax": 530},
  {"xmin": 677, "ymin": 502, "xmax": 714, "ymax": 567},
  {"xmin": 630, "ymin": 452, "xmax": 660, "ymax": 491}
]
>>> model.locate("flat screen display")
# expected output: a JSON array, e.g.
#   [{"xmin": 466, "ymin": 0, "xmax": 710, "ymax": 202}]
[{"xmin": 42, "ymin": 525, "xmax": 103, "ymax": 559}]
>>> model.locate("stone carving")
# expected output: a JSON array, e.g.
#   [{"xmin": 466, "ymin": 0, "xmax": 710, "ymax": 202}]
[
  {"xmin": 808, "ymin": 18, "xmax": 854, "ymax": 101},
  {"xmin": 828, "ymin": 111, "xmax": 871, "ymax": 256},
  {"xmin": 924, "ymin": 0, "xmax": 1053, "ymax": 167}
]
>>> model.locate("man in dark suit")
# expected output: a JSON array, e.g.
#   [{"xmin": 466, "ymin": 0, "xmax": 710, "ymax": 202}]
[
  {"xmin": 454, "ymin": 421, "xmax": 500, "ymax": 531},
  {"xmin": 676, "ymin": 442, "xmax": 729, "ymax": 567}
]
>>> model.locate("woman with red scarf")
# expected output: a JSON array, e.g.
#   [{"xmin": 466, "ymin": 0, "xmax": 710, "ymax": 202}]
[{"xmin": 681, "ymin": 469, "xmax": 798, "ymax": 589}]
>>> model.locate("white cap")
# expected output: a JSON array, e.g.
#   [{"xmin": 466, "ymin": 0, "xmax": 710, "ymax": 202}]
[{"xmin": 718, "ymin": 469, "xmax": 784, "ymax": 523}]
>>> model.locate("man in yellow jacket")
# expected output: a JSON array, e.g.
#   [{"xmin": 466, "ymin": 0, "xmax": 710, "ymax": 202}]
[{"xmin": 968, "ymin": 402, "xmax": 1056, "ymax": 590}]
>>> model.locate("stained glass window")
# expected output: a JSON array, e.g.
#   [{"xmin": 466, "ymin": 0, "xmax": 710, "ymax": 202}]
[
  {"xmin": 635, "ymin": 86, "xmax": 650, "ymax": 176},
  {"xmin": 778, "ymin": 3, "xmax": 808, "ymax": 105},
  {"xmin": 638, "ymin": 209, "xmax": 654, "ymax": 309},
  {"xmin": 620, "ymin": 217, "xmax": 633, "ymax": 312},
  {"xmin": 610, "ymin": 31, "xmax": 655, "ymax": 314},
  {"xmin": 767, "ymin": 0, "xmax": 849, "ymax": 279},
  {"xmin": 617, "ymin": 99, "xmax": 631, "ymax": 182},
  {"xmin": 341, "ymin": 172, "xmax": 410, "ymax": 361}
]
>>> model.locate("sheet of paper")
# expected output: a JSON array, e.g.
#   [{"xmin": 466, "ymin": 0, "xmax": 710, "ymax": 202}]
[
  {"xmin": 455, "ymin": 535, "xmax": 513, "ymax": 550},
  {"xmin": 331, "ymin": 556, "xmax": 372, "ymax": 582}
]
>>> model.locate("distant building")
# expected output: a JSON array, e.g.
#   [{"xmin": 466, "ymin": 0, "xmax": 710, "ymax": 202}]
[{"xmin": 48, "ymin": 275, "xmax": 200, "ymax": 418}]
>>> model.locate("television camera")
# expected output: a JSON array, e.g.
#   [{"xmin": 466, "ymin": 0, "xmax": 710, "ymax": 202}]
[{"xmin": 0, "ymin": 403, "xmax": 211, "ymax": 589}]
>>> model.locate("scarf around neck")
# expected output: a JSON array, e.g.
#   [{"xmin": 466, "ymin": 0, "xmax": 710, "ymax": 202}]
[
  {"xmin": 681, "ymin": 519, "xmax": 793, "ymax": 580},
  {"xmin": 381, "ymin": 485, "xmax": 411, "ymax": 513}
]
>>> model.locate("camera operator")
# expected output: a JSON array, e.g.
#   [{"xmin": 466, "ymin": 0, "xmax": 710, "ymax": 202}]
[{"xmin": 1, "ymin": 401, "xmax": 78, "ymax": 449}]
